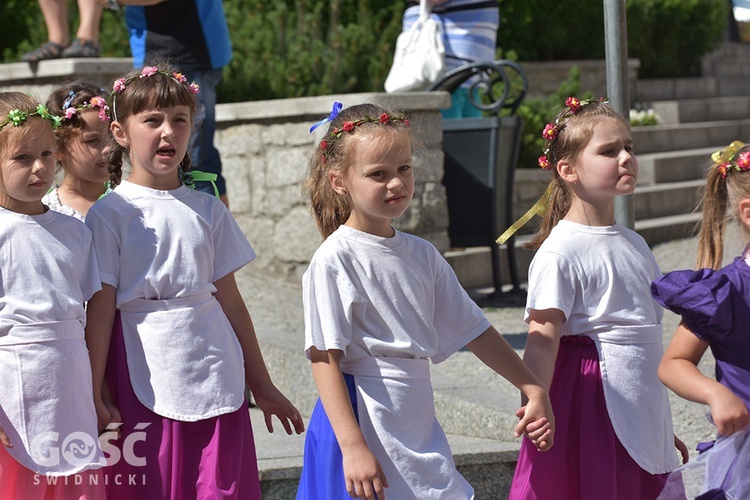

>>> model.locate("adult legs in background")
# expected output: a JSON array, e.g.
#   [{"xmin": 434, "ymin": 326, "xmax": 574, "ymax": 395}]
[
  {"xmin": 186, "ymin": 67, "xmax": 229, "ymax": 208},
  {"xmin": 22, "ymin": 0, "xmax": 102, "ymax": 62}
]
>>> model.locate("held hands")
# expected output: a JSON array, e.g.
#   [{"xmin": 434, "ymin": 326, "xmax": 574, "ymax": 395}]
[
  {"xmin": 251, "ymin": 385, "xmax": 305, "ymax": 435},
  {"xmin": 342, "ymin": 441, "xmax": 389, "ymax": 500},
  {"xmin": 514, "ymin": 392, "xmax": 555, "ymax": 452},
  {"xmin": 95, "ymin": 398, "xmax": 122, "ymax": 436}
]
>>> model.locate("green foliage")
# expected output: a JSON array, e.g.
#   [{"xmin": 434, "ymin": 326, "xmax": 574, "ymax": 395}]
[
  {"xmin": 0, "ymin": 0, "xmax": 730, "ymax": 100},
  {"xmin": 219, "ymin": 0, "xmax": 403, "ymax": 102},
  {"xmin": 514, "ymin": 68, "xmax": 593, "ymax": 169},
  {"xmin": 626, "ymin": 0, "xmax": 727, "ymax": 77}
]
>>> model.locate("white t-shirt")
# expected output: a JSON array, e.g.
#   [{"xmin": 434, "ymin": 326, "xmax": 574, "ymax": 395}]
[
  {"xmin": 303, "ymin": 225, "xmax": 491, "ymax": 498},
  {"xmin": 43, "ymin": 187, "xmax": 85, "ymax": 222},
  {"xmin": 0, "ymin": 206, "xmax": 103, "ymax": 475},
  {"xmin": 86, "ymin": 181, "xmax": 256, "ymax": 420},
  {"xmin": 526, "ymin": 219, "xmax": 679, "ymax": 474},
  {"xmin": 304, "ymin": 224, "xmax": 490, "ymax": 368}
]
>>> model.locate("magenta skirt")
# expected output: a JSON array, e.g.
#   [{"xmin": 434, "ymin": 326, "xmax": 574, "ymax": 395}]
[
  {"xmin": 103, "ymin": 313, "xmax": 261, "ymax": 500},
  {"xmin": 509, "ymin": 335, "xmax": 669, "ymax": 500}
]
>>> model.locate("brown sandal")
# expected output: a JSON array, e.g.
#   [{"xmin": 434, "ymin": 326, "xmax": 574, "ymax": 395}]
[{"xmin": 21, "ymin": 41, "xmax": 66, "ymax": 62}]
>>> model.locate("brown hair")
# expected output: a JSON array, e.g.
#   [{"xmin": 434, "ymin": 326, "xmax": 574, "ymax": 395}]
[
  {"xmin": 525, "ymin": 100, "xmax": 630, "ymax": 250},
  {"xmin": 46, "ymin": 79, "xmax": 108, "ymax": 158},
  {"xmin": 303, "ymin": 103, "xmax": 412, "ymax": 238},
  {"xmin": 108, "ymin": 63, "xmax": 198, "ymax": 187},
  {"xmin": 0, "ymin": 92, "xmax": 56, "ymax": 160},
  {"xmin": 696, "ymin": 144, "xmax": 750, "ymax": 269}
]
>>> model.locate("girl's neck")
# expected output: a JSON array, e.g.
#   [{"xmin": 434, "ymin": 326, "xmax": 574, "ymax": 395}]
[
  {"xmin": 0, "ymin": 195, "xmax": 46, "ymax": 216},
  {"xmin": 564, "ymin": 196, "xmax": 616, "ymax": 226},
  {"xmin": 58, "ymin": 177, "xmax": 107, "ymax": 216},
  {"xmin": 344, "ymin": 214, "xmax": 395, "ymax": 238}
]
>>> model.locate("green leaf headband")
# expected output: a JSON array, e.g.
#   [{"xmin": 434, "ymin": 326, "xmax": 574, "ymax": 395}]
[{"xmin": 0, "ymin": 104, "xmax": 62, "ymax": 131}]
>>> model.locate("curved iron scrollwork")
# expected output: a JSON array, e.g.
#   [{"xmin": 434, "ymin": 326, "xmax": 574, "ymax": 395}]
[{"xmin": 426, "ymin": 59, "xmax": 528, "ymax": 115}]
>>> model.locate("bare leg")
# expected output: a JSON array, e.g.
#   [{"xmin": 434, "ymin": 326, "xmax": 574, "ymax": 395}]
[
  {"xmin": 75, "ymin": 0, "xmax": 103, "ymax": 43},
  {"xmin": 37, "ymin": 0, "xmax": 70, "ymax": 46}
]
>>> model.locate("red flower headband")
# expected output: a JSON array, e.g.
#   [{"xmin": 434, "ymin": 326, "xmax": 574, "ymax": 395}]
[
  {"xmin": 538, "ymin": 96, "xmax": 607, "ymax": 170},
  {"xmin": 711, "ymin": 140, "xmax": 750, "ymax": 179}
]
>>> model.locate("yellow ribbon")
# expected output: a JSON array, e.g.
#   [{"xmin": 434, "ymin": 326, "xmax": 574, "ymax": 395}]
[
  {"xmin": 496, "ymin": 182, "xmax": 555, "ymax": 245},
  {"xmin": 711, "ymin": 140, "xmax": 745, "ymax": 165}
]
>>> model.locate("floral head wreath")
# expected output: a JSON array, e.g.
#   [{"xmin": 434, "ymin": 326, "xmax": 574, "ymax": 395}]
[
  {"xmin": 711, "ymin": 140, "xmax": 750, "ymax": 179},
  {"xmin": 61, "ymin": 91, "xmax": 110, "ymax": 123},
  {"xmin": 110, "ymin": 66, "xmax": 200, "ymax": 118},
  {"xmin": 0, "ymin": 104, "xmax": 62, "ymax": 131},
  {"xmin": 309, "ymin": 101, "xmax": 410, "ymax": 162},
  {"xmin": 538, "ymin": 96, "xmax": 608, "ymax": 170}
]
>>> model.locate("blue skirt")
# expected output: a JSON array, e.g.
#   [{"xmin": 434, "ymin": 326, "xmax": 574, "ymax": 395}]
[{"xmin": 296, "ymin": 373, "xmax": 358, "ymax": 500}]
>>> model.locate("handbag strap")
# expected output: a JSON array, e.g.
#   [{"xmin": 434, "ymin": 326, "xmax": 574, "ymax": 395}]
[{"xmin": 419, "ymin": 0, "xmax": 432, "ymax": 21}]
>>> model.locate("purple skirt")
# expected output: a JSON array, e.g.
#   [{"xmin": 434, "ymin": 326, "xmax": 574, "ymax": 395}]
[
  {"xmin": 103, "ymin": 313, "xmax": 261, "ymax": 500},
  {"xmin": 509, "ymin": 335, "xmax": 669, "ymax": 500}
]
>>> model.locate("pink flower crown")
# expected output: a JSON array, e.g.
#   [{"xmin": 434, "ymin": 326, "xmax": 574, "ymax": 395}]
[
  {"xmin": 538, "ymin": 96, "xmax": 607, "ymax": 170},
  {"xmin": 711, "ymin": 140, "xmax": 750, "ymax": 179},
  {"xmin": 111, "ymin": 67, "xmax": 200, "ymax": 96},
  {"xmin": 62, "ymin": 91, "xmax": 110, "ymax": 123}
]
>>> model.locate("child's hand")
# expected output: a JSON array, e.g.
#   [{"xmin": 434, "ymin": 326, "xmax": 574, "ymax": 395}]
[
  {"xmin": 342, "ymin": 441, "xmax": 388, "ymax": 500},
  {"xmin": 514, "ymin": 393, "xmax": 555, "ymax": 452},
  {"xmin": 674, "ymin": 434, "xmax": 689, "ymax": 464},
  {"xmin": 95, "ymin": 399, "xmax": 121, "ymax": 435},
  {"xmin": 0, "ymin": 425, "xmax": 11, "ymax": 448},
  {"xmin": 252, "ymin": 385, "xmax": 305, "ymax": 435},
  {"xmin": 708, "ymin": 387, "xmax": 750, "ymax": 436}
]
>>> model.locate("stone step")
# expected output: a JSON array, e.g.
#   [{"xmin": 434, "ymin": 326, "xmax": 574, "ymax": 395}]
[
  {"xmin": 634, "ymin": 179, "xmax": 704, "ymax": 221},
  {"xmin": 637, "ymin": 147, "xmax": 714, "ymax": 184},
  {"xmin": 253, "ymin": 408, "xmax": 520, "ymax": 499},
  {"xmin": 631, "ymin": 76, "xmax": 750, "ymax": 101},
  {"xmin": 631, "ymin": 118, "xmax": 750, "ymax": 154},
  {"xmin": 635, "ymin": 212, "xmax": 703, "ymax": 247},
  {"xmin": 649, "ymin": 96, "xmax": 750, "ymax": 124}
]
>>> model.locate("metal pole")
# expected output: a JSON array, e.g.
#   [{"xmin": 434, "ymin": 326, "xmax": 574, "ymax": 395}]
[{"xmin": 604, "ymin": 0, "xmax": 634, "ymax": 229}]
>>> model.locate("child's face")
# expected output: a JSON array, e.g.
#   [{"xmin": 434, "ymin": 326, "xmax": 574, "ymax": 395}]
[
  {"xmin": 113, "ymin": 105, "xmax": 191, "ymax": 190},
  {"xmin": 0, "ymin": 122, "xmax": 56, "ymax": 214},
  {"xmin": 570, "ymin": 117, "xmax": 638, "ymax": 203},
  {"xmin": 334, "ymin": 131, "xmax": 414, "ymax": 237},
  {"xmin": 61, "ymin": 109, "xmax": 111, "ymax": 186}
]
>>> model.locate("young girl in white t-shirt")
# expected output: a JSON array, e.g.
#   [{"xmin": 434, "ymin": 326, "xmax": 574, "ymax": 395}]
[
  {"xmin": 296, "ymin": 102, "xmax": 554, "ymax": 500},
  {"xmin": 42, "ymin": 80, "xmax": 111, "ymax": 221},
  {"xmin": 83, "ymin": 64, "xmax": 304, "ymax": 499},
  {"xmin": 0, "ymin": 92, "xmax": 105, "ymax": 498},
  {"xmin": 507, "ymin": 97, "xmax": 688, "ymax": 499}
]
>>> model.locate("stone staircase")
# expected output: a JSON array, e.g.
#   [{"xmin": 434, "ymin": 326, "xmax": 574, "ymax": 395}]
[{"xmin": 451, "ymin": 43, "xmax": 750, "ymax": 292}]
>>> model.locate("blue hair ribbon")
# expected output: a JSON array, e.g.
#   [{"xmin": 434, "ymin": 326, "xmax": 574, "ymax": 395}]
[
  {"xmin": 62, "ymin": 91, "xmax": 76, "ymax": 110},
  {"xmin": 309, "ymin": 101, "xmax": 343, "ymax": 133}
]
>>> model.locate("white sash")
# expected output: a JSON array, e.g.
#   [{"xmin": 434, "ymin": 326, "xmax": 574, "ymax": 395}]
[
  {"xmin": 0, "ymin": 320, "xmax": 103, "ymax": 475},
  {"xmin": 592, "ymin": 326, "xmax": 680, "ymax": 474},
  {"xmin": 118, "ymin": 294, "xmax": 245, "ymax": 421},
  {"xmin": 346, "ymin": 356, "xmax": 474, "ymax": 499}
]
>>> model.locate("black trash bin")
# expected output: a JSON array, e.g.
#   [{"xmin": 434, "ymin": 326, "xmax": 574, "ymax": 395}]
[{"xmin": 428, "ymin": 60, "xmax": 527, "ymax": 293}]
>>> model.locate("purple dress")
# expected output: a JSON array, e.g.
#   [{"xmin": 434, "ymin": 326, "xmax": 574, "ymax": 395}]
[{"xmin": 652, "ymin": 253, "xmax": 750, "ymax": 499}]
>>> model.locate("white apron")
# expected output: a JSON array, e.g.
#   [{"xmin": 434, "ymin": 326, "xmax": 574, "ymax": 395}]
[
  {"xmin": 0, "ymin": 320, "xmax": 103, "ymax": 475},
  {"xmin": 118, "ymin": 293, "xmax": 246, "ymax": 421},
  {"xmin": 592, "ymin": 325, "xmax": 680, "ymax": 474},
  {"xmin": 345, "ymin": 356, "xmax": 474, "ymax": 499}
]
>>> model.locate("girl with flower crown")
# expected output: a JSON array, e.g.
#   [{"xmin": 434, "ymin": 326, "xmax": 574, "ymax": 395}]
[
  {"xmin": 506, "ymin": 97, "xmax": 688, "ymax": 499},
  {"xmin": 42, "ymin": 80, "xmax": 111, "ymax": 221},
  {"xmin": 653, "ymin": 141, "xmax": 750, "ymax": 499},
  {"xmin": 297, "ymin": 102, "xmax": 554, "ymax": 499},
  {"xmin": 0, "ymin": 92, "xmax": 106, "ymax": 498},
  {"xmin": 83, "ymin": 64, "xmax": 304, "ymax": 499}
]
